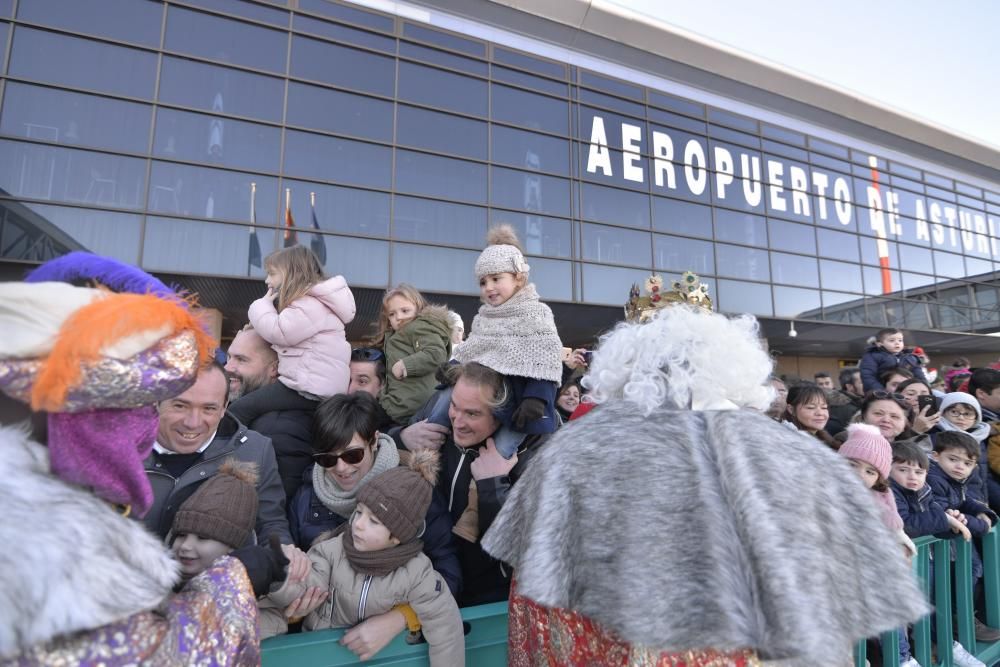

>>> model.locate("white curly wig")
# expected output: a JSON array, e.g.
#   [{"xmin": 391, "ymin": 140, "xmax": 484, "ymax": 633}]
[{"xmin": 582, "ymin": 306, "xmax": 775, "ymax": 416}]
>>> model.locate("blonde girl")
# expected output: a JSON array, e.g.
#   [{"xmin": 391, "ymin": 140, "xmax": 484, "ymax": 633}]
[{"xmin": 371, "ymin": 284, "xmax": 452, "ymax": 424}]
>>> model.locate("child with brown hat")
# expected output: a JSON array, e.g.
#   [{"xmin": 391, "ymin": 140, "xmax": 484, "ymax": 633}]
[{"xmin": 266, "ymin": 450, "xmax": 464, "ymax": 665}]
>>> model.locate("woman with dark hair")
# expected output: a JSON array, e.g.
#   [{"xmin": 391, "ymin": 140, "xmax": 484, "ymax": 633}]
[
  {"xmin": 555, "ymin": 380, "xmax": 582, "ymax": 422},
  {"xmin": 896, "ymin": 377, "xmax": 941, "ymax": 435},
  {"xmin": 783, "ymin": 382, "xmax": 838, "ymax": 449},
  {"xmin": 836, "ymin": 390, "xmax": 933, "ymax": 454}
]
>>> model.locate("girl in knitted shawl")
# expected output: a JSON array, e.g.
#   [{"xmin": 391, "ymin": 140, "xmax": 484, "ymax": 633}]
[{"xmin": 448, "ymin": 225, "xmax": 563, "ymax": 458}]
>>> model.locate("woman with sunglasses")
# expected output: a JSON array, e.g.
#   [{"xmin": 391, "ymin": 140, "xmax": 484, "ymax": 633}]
[{"xmin": 838, "ymin": 391, "xmax": 932, "ymax": 455}]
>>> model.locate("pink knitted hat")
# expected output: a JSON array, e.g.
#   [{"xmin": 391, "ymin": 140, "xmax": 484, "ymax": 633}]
[{"xmin": 839, "ymin": 423, "xmax": 892, "ymax": 480}]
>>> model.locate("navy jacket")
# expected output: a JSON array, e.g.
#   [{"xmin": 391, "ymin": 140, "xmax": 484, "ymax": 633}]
[
  {"xmin": 891, "ymin": 479, "xmax": 951, "ymax": 538},
  {"xmin": 497, "ymin": 376, "xmax": 559, "ymax": 435},
  {"xmin": 287, "ymin": 464, "xmax": 462, "ymax": 597},
  {"xmin": 926, "ymin": 460, "xmax": 997, "ymax": 537},
  {"xmin": 859, "ymin": 344, "xmax": 928, "ymax": 392}
]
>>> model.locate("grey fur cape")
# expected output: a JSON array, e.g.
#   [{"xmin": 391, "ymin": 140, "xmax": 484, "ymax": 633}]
[{"xmin": 482, "ymin": 401, "xmax": 929, "ymax": 664}]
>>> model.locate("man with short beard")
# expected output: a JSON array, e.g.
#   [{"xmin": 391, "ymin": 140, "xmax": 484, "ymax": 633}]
[{"xmin": 226, "ymin": 325, "xmax": 316, "ymax": 500}]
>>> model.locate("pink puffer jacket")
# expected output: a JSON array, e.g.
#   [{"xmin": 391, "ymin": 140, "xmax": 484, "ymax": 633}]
[{"xmin": 248, "ymin": 276, "xmax": 356, "ymax": 398}]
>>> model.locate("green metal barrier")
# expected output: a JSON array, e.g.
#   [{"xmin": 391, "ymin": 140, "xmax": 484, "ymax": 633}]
[{"xmin": 261, "ymin": 601, "xmax": 508, "ymax": 666}]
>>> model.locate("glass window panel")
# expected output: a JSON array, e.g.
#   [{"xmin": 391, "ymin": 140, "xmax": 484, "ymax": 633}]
[
  {"xmin": 396, "ymin": 150, "xmax": 486, "ymax": 203},
  {"xmin": 0, "ymin": 1, "xmax": 10, "ymax": 17},
  {"xmin": 17, "ymin": 0, "xmax": 161, "ymax": 45},
  {"xmin": 897, "ymin": 243, "xmax": 933, "ymax": 273},
  {"xmin": 815, "ymin": 228, "xmax": 859, "ymax": 262},
  {"xmin": 148, "ymin": 161, "xmax": 277, "ymax": 223},
  {"xmin": 647, "ymin": 91, "xmax": 704, "ymax": 118},
  {"xmin": 957, "ymin": 182, "xmax": 983, "ymax": 198},
  {"xmin": 578, "ymin": 88, "xmax": 644, "ymax": 118},
  {"xmin": 652, "ymin": 197, "xmax": 712, "ymax": 238},
  {"xmin": 580, "ymin": 71, "xmax": 642, "ymax": 100},
  {"xmin": 0, "ymin": 139, "xmax": 146, "ymax": 208},
  {"xmin": 762, "ymin": 139, "xmax": 808, "ymax": 161},
  {"xmin": 489, "ymin": 211, "xmax": 571, "ymax": 258},
  {"xmin": 709, "ymin": 125, "xmax": 760, "ymax": 149},
  {"xmin": 494, "ymin": 47, "xmax": 566, "ymax": 80},
  {"xmin": 403, "ymin": 23, "xmax": 485, "ymax": 57},
  {"xmin": 582, "ymin": 222, "xmax": 650, "ymax": 267},
  {"xmin": 491, "ymin": 167, "xmax": 570, "ymax": 217},
  {"xmin": 809, "ymin": 153, "xmax": 851, "ymax": 175},
  {"xmin": 820, "ymin": 259, "xmax": 862, "ymax": 293},
  {"xmin": 154, "ymin": 108, "xmax": 281, "ymax": 173},
  {"xmin": 491, "ymin": 65, "xmax": 568, "ymax": 97},
  {"xmin": 773, "ymin": 286, "xmax": 822, "ymax": 319},
  {"xmin": 579, "ymin": 143, "xmax": 648, "ymax": 192},
  {"xmin": 761, "ymin": 125, "xmax": 806, "ymax": 147},
  {"xmin": 646, "ymin": 107, "xmax": 706, "ymax": 134},
  {"xmin": 717, "ymin": 279, "xmax": 772, "ymax": 316},
  {"xmin": 933, "ymin": 250, "xmax": 965, "ymax": 279},
  {"xmin": 770, "ymin": 252, "xmax": 818, "ymax": 288},
  {"xmin": 320, "ymin": 235, "xmax": 388, "ymax": 286},
  {"xmin": 645, "ymin": 126, "xmax": 711, "ymax": 203},
  {"xmin": 492, "ymin": 125, "xmax": 569, "ymax": 176},
  {"xmin": 822, "ymin": 295, "xmax": 867, "ymax": 326},
  {"xmin": 901, "ymin": 272, "xmax": 936, "ymax": 293},
  {"xmin": 165, "ymin": 7, "xmax": 286, "ymax": 73},
  {"xmin": 0, "ymin": 200, "xmax": 141, "ymax": 263},
  {"xmin": 159, "ymin": 57, "xmax": 285, "ymax": 123},
  {"xmin": 892, "ymin": 176, "xmax": 924, "ymax": 195},
  {"xmin": 1, "ymin": 83, "xmax": 151, "ymax": 153},
  {"xmin": 10, "ymin": 27, "xmax": 157, "ymax": 99},
  {"xmin": 527, "ymin": 257, "xmax": 572, "ymax": 302},
  {"xmin": 291, "ymin": 36, "xmax": 394, "ymax": 96},
  {"xmin": 858, "ymin": 237, "xmax": 898, "ymax": 268},
  {"xmin": 901, "ymin": 300, "xmax": 932, "ymax": 329},
  {"xmin": 714, "ymin": 209, "xmax": 767, "ymax": 247},
  {"xmin": 889, "ymin": 161, "xmax": 922, "ymax": 180},
  {"xmin": 182, "ymin": 0, "xmax": 287, "ymax": 26},
  {"xmin": 292, "ymin": 15, "xmax": 394, "ymax": 52},
  {"xmin": 861, "ymin": 265, "xmax": 901, "ymax": 296},
  {"xmin": 966, "ymin": 256, "xmax": 992, "ymax": 278},
  {"xmin": 284, "ymin": 130, "xmax": 391, "ymax": 188},
  {"xmin": 809, "ymin": 137, "xmax": 849, "ymax": 159},
  {"xmin": 708, "ymin": 108, "xmax": 757, "ymax": 133},
  {"xmin": 393, "ymin": 196, "xmax": 486, "ymax": 248},
  {"xmin": 297, "ymin": 0, "xmax": 393, "ymax": 32},
  {"xmin": 143, "ymin": 217, "xmax": 280, "ymax": 277},
  {"xmin": 939, "ymin": 283, "xmax": 973, "ymax": 309},
  {"xmin": 864, "ymin": 298, "xmax": 905, "ymax": 328},
  {"xmin": 286, "ymin": 82, "xmax": 392, "ymax": 141},
  {"xmin": 282, "ymin": 179, "xmax": 390, "ymax": 237},
  {"xmin": 392, "ymin": 243, "xmax": 478, "ymax": 294},
  {"xmin": 706, "ymin": 141, "xmax": 764, "ymax": 214},
  {"xmin": 399, "ymin": 41, "xmax": 487, "ymax": 76},
  {"xmin": 764, "ymin": 154, "xmax": 813, "ymax": 223},
  {"xmin": 491, "ymin": 84, "xmax": 568, "ymax": 134},
  {"xmin": 926, "ymin": 185, "xmax": 956, "ymax": 202},
  {"xmin": 398, "ymin": 62, "xmax": 487, "ymax": 116},
  {"xmin": 0, "ymin": 22, "xmax": 7, "ymax": 70},
  {"xmin": 654, "ymin": 234, "xmax": 714, "ymax": 275},
  {"xmin": 397, "ymin": 106, "xmax": 487, "ymax": 159},
  {"xmin": 578, "ymin": 107, "xmax": 642, "ymax": 151},
  {"xmin": 938, "ymin": 304, "xmax": 971, "ymax": 330},
  {"xmin": 582, "ymin": 263, "xmax": 654, "ymax": 305},
  {"xmin": 715, "ymin": 244, "xmax": 769, "ymax": 281},
  {"xmin": 974, "ymin": 284, "xmax": 998, "ymax": 310},
  {"xmin": 767, "ymin": 219, "xmax": 816, "ymax": 254},
  {"xmin": 925, "ymin": 172, "xmax": 953, "ymax": 189},
  {"xmin": 581, "ymin": 183, "xmax": 650, "ymax": 229}
]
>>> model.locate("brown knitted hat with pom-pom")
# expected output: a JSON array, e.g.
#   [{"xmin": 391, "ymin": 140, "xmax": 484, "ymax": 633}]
[
  {"xmin": 172, "ymin": 458, "xmax": 258, "ymax": 549},
  {"xmin": 474, "ymin": 224, "xmax": 530, "ymax": 279},
  {"xmin": 357, "ymin": 450, "xmax": 439, "ymax": 544}
]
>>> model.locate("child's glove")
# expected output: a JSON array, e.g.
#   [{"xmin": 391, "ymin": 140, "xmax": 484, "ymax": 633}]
[
  {"xmin": 511, "ymin": 397, "xmax": 545, "ymax": 430},
  {"xmin": 231, "ymin": 534, "xmax": 290, "ymax": 597}
]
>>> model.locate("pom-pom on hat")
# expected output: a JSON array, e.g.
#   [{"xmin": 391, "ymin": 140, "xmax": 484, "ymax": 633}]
[
  {"xmin": 172, "ymin": 459, "xmax": 259, "ymax": 549},
  {"xmin": 838, "ymin": 423, "xmax": 892, "ymax": 481},
  {"xmin": 357, "ymin": 449, "xmax": 439, "ymax": 544},
  {"xmin": 474, "ymin": 224, "xmax": 530, "ymax": 279}
]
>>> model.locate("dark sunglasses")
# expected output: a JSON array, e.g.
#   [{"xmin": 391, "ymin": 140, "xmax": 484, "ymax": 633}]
[
  {"xmin": 351, "ymin": 348, "xmax": 384, "ymax": 362},
  {"xmin": 868, "ymin": 390, "xmax": 906, "ymax": 401},
  {"xmin": 312, "ymin": 447, "xmax": 367, "ymax": 468}
]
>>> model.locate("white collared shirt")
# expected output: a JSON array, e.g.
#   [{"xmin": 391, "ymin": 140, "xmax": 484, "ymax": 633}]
[{"xmin": 153, "ymin": 430, "xmax": 218, "ymax": 456}]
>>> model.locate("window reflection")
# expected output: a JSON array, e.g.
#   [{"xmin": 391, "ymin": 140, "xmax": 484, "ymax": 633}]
[
  {"xmin": 143, "ymin": 216, "xmax": 278, "ymax": 277},
  {"xmin": 815, "ymin": 228, "xmax": 859, "ymax": 262},
  {"xmin": 717, "ymin": 280, "xmax": 773, "ymax": 316},
  {"xmin": 582, "ymin": 223, "xmax": 650, "ymax": 267},
  {"xmin": 582, "ymin": 263, "xmax": 655, "ymax": 305},
  {"xmin": 767, "ymin": 219, "xmax": 816, "ymax": 254},
  {"xmin": 770, "ymin": 252, "xmax": 818, "ymax": 288},
  {"xmin": 159, "ymin": 57, "xmax": 285, "ymax": 123},
  {"xmin": 716, "ymin": 244, "xmax": 769, "ymax": 281},
  {"xmin": 861, "ymin": 266, "xmax": 900, "ymax": 296},
  {"xmin": 394, "ymin": 196, "xmax": 487, "ymax": 248},
  {"xmin": 1, "ymin": 82, "xmax": 152, "ymax": 154},
  {"xmin": 10, "ymin": 27, "xmax": 157, "ymax": 99},
  {"xmin": 0, "ymin": 200, "xmax": 141, "ymax": 263},
  {"xmin": 396, "ymin": 151, "xmax": 486, "ymax": 203},
  {"xmin": 773, "ymin": 286, "xmax": 822, "ymax": 319},
  {"xmin": 654, "ymin": 234, "xmax": 714, "ymax": 275},
  {"xmin": 489, "ymin": 211, "xmax": 571, "ymax": 258},
  {"xmin": 323, "ymin": 235, "xmax": 389, "ymax": 287},
  {"xmin": 526, "ymin": 257, "xmax": 572, "ymax": 301},
  {"xmin": 714, "ymin": 209, "xmax": 767, "ymax": 247},
  {"xmin": 492, "ymin": 84, "xmax": 568, "ymax": 134},
  {"xmin": 392, "ymin": 243, "xmax": 478, "ymax": 294},
  {"xmin": 820, "ymin": 259, "xmax": 863, "ymax": 293},
  {"xmin": 0, "ymin": 139, "xmax": 146, "ymax": 209},
  {"xmin": 283, "ymin": 179, "xmax": 390, "ymax": 237},
  {"xmin": 652, "ymin": 197, "xmax": 712, "ymax": 238},
  {"xmin": 492, "ymin": 125, "xmax": 569, "ymax": 176},
  {"xmin": 397, "ymin": 106, "xmax": 487, "ymax": 160},
  {"xmin": 286, "ymin": 82, "xmax": 392, "ymax": 142},
  {"xmin": 166, "ymin": 7, "xmax": 287, "ymax": 73},
  {"xmin": 284, "ymin": 130, "xmax": 392, "ymax": 189},
  {"xmin": 154, "ymin": 108, "xmax": 281, "ymax": 173},
  {"xmin": 16, "ymin": 0, "xmax": 162, "ymax": 46},
  {"xmin": 291, "ymin": 36, "xmax": 395, "ymax": 96},
  {"xmin": 398, "ymin": 62, "xmax": 487, "ymax": 117},
  {"xmin": 148, "ymin": 161, "xmax": 278, "ymax": 223},
  {"xmin": 581, "ymin": 183, "xmax": 649, "ymax": 229},
  {"xmin": 933, "ymin": 250, "xmax": 965, "ymax": 279},
  {"xmin": 491, "ymin": 167, "xmax": 570, "ymax": 217}
]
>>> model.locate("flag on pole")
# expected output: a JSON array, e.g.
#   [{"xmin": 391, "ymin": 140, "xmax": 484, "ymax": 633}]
[
  {"xmin": 248, "ymin": 182, "xmax": 262, "ymax": 270},
  {"xmin": 309, "ymin": 191, "xmax": 327, "ymax": 266},
  {"xmin": 283, "ymin": 188, "xmax": 297, "ymax": 248}
]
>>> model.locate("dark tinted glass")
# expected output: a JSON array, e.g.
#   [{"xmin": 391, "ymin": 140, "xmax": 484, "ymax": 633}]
[
  {"xmin": 0, "ymin": 201, "xmax": 142, "ymax": 263},
  {"xmin": 398, "ymin": 62, "xmax": 487, "ymax": 116},
  {"xmin": 1, "ymin": 83, "xmax": 152, "ymax": 153},
  {"xmin": 154, "ymin": 108, "xmax": 281, "ymax": 173},
  {"xmin": 489, "ymin": 211, "xmax": 571, "ymax": 258},
  {"xmin": 282, "ymin": 179, "xmax": 390, "ymax": 237},
  {"xmin": 773, "ymin": 285, "xmax": 822, "ymax": 318},
  {"xmin": 147, "ymin": 162, "xmax": 277, "ymax": 223},
  {"xmin": 761, "ymin": 125, "xmax": 806, "ymax": 147},
  {"xmin": 492, "ymin": 84, "xmax": 568, "ymax": 134},
  {"xmin": 770, "ymin": 252, "xmax": 818, "ymax": 287},
  {"xmin": 491, "ymin": 167, "xmax": 570, "ymax": 217},
  {"xmin": 582, "ymin": 223, "xmax": 650, "ymax": 267},
  {"xmin": 491, "ymin": 126, "xmax": 569, "ymax": 175},
  {"xmin": 647, "ymin": 107, "xmax": 706, "ymax": 134},
  {"xmin": 403, "ymin": 23, "xmax": 485, "ymax": 57},
  {"xmin": 0, "ymin": 139, "xmax": 146, "ymax": 208},
  {"xmin": 324, "ymin": 235, "xmax": 389, "ymax": 287},
  {"xmin": 715, "ymin": 244, "xmax": 769, "ymax": 281},
  {"xmin": 291, "ymin": 36, "xmax": 395, "ymax": 96},
  {"xmin": 143, "ymin": 217, "xmax": 279, "ymax": 276},
  {"xmin": 292, "ymin": 15, "xmax": 393, "ymax": 52},
  {"xmin": 582, "ymin": 264, "xmax": 655, "ymax": 305},
  {"xmin": 393, "ymin": 196, "xmax": 487, "ymax": 248},
  {"xmin": 159, "ymin": 57, "xmax": 285, "ymax": 123},
  {"xmin": 400, "ymin": 41, "xmax": 487, "ymax": 76},
  {"xmin": 654, "ymin": 234, "xmax": 714, "ymax": 275},
  {"xmin": 578, "ymin": 88, "xmax": 644, "ymax": 118},
  {"xmin": 648, "ymin": 91, "xmax": 704, "ymax": 118},
  {"xmin": 652, "ymin": 197, "xmax": 712, "ymax": 238},
  {"xmin": 392, "ymin": 244, "xmax": 478, "ymax": 294},
  {"xmin": 491, "ymin": 65, "xmax": 568, "ymax": 97},
  {"xmin": 579, "ymin": 183, "xmax": 647, "ymax": 228},
  {"xmin": 284, "ymin": 130, "xmax": 391, "ymax": 189},
  {"xmin": 396, "ymin": 106, "xmax": 487, "ymax": 159},
  {"xmin": 395, "ymin": 150, "xmax": 486, "ymax": 203},
  {"xmin": 297, "ymin": 0, "xmax": 393, "ymax": 32},
  {"xmin": 714, "ymin": 209, "xmax": 767, "ymax": 247},
  {"xmin": 0, "ymin": 1, "xmax": 10, "ymax": 17},
  {"xmin": 17, "ymin": 0, "xmax": 161, "ymax": 45},
  {"xmin": 580, "ymin": 71, "xmax": 642, "ymax": 100},
  {"xmin": 717, "ymin": 279, "xmax": 772, "ymax": 316},
  {"xmin": 10, "ymin": 27, "xmax": 157, "ymax": 98},
  {"xmin": 182, "ymin": 0, "xmax": 288, "ymax": 26},
  {"xmin": 528, "ymin": 257, "xmax": 572, "ymax": 301},
  {"xmin": 165, "ymin": 7, "xmax": 287, "ymax": 73},
  {"xmin": 286, "ymin": 83, "xmax": 392, "ymax": 142},
  {"xmin": 0, "ymin": 22, "xmax": 7, "ymax": 70},
  {"xmin": 493, "ymin": 47, "xmax": 566, "ymax": 79}
]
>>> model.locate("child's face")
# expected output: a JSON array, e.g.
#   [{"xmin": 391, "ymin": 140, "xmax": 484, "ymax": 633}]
[
  {"xmin": 351, "ymin": 502, "xmax": 399, "ymax": 552},
  {"xmin": 932, "ymin": 447, "xmax": 978, "ymax": 482},
  {"xmin": 479, "ymin": 272, "xmax": 520, "ymax": 306},
  {"xmin": 385, "ymin": 295, "xmax": 417, "ymax": 331},
  {"xmin": 265, "ymin": 266, "xmax": 284, "ymax": 291},
  {"xmin": 890, "ymin": 460, "xmax": 927, "ymax": 491},
  {"xmin": 943, "ymin": 403, "xmax": 977, "ymax": 431},
  {"xmin": 847, "ymin": 458, "xmax": 881, "ymax": 490},
  {"xmin": 879, "ymin": 333, "xmax": 905, "ymax": 354},
  {"xmin": 172, "ymin": 532, "xmax": 232, "ymax": 579}
]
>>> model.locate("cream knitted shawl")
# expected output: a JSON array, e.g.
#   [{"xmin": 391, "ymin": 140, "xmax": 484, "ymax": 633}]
[{"xmin": 453, "ymin": 283, "xmax": 563, "ymax": 383}]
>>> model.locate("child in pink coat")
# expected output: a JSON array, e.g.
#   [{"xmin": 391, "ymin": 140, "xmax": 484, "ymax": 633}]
[{"xmin": 246, "ymin": 246, "xmax": 356, "ymax": 402}]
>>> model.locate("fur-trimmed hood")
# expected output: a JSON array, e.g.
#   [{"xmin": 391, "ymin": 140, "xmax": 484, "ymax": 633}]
[
  {"xmin": 0, "ymin": 425, "xmax": 179, "ymax": 658},
  {"xmin": 414, "ymin": 305, "xmax": 454, "ymax": 337}
]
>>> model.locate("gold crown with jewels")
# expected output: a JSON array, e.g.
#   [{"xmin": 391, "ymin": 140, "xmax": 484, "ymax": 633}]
[{"xmin": 624, "ymin": 271, "xmax": 713, "ymax": 323}]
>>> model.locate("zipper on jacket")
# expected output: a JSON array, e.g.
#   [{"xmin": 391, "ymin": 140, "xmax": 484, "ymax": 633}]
[
  {"xmin": 448, "ymin": 450, "xmax": 468, "ymax": 513},
  {"xmin": 357, "ymin": 575, "xmax": 373, "ymax": 622}
]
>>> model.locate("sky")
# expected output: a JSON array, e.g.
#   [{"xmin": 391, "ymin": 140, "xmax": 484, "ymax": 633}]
[{"xmin": 610, "ymin": 0, "xmax": 1000, "ymax": 150}]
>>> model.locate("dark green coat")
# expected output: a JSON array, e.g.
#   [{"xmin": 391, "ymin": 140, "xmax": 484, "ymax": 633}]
[{"xmin": 380, "ymin": 305, "xmax": 452, "ymax": 423}]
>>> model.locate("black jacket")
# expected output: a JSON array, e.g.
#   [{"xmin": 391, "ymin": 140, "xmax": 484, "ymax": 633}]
[
  {"xmin": 859, "ymin": 345, "xmax": 927, "ymax": 392},
  {"xmin": 891, "ymin": 480, "xmax": 951, "ymax": 538}
]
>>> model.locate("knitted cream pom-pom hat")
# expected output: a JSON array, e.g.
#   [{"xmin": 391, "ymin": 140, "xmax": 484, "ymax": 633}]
[{"xmin": 475, "ymin": 224, "xmax": 530, "ymax": 279}]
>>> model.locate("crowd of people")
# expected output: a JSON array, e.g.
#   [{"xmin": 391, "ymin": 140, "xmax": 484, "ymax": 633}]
[{"xmin": 0, "ymin": 230, "xmax": 992, "ymax": 666}]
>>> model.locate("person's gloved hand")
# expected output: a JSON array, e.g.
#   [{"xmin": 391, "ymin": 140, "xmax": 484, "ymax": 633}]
[
  {"xmin": 231, "ymin": 534, "xmax": 290, "ymax": 597},
  {"xmin": 511, "ymin": 398, "xmax": 545, "ymax": 430}
]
